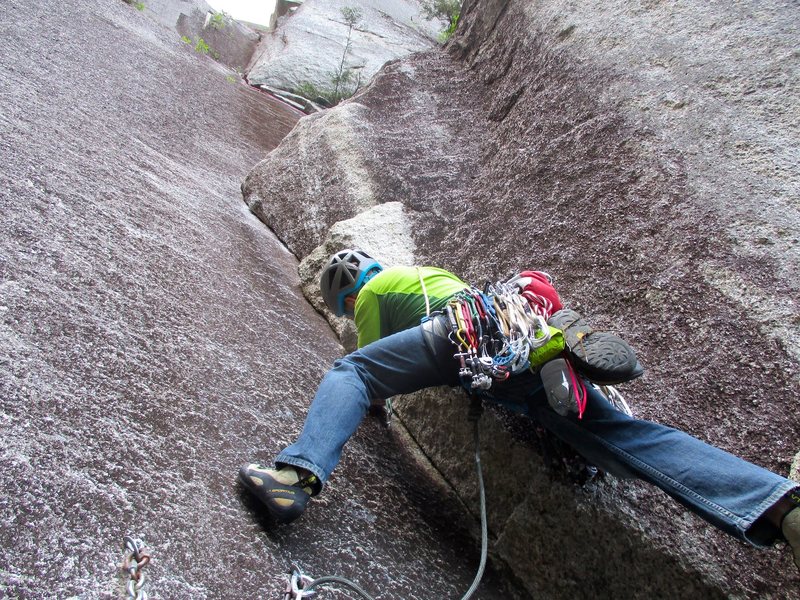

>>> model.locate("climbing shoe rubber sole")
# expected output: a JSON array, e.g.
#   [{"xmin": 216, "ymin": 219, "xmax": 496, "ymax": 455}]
[
  {"xmin": 548, "ymin": 309, "xmax": 644, "ymax": 385},
  {"xmin": 238, "ymin": 463, "xmax": 311, "ymax": 524}
]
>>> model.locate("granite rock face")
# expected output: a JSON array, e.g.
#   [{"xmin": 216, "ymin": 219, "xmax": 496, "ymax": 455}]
[
  {"xmin": 246, "ymin": 0, "xmax": 445, "ymax": 96},
  {"xmin": 297, "ymin": 202, "xmax": 417, "ymax": 351},
  {"xmin": 0, "ymin": 1, "xmax": 513, "ymax": 598},
  {"xmin": 243, "ymin": 0, "xmax": 800, "ymax": 596},
  {"xmin": 137, "ymin": 0, "xmax": 215, "ymax": 28},
  {"xmin": 175, "ymin": 10, "xmax": 261, "ymax": 72},
  {"xmin": 142, "ymin": 0, "xmax": 262, "ymax": 71}
]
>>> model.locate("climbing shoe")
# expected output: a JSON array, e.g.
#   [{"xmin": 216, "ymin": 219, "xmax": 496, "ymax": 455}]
[
  {"xmin": 540, "ymin": 358, "xmax": 582, "ymax": 416},
  {"xmin": 547, "ymin": 309, "xmax": 644, "ymax": 385},
  {"xmin": 782, "ymin": 506, "xmax": 800, "ymax": 572},
  {"xmin": 238, "ymin": 463, "xmax": 318, "ymax": 524}
]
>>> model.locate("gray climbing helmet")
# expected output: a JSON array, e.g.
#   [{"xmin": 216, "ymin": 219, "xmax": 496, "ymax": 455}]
[{"xmin": 320, "ymin": 249, "xmax": 383, "ymax": 317}]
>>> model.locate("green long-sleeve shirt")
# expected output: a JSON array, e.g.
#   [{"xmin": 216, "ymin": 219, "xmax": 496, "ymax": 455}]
[{"xmin": 354, "ymin": 266, "xmax": 468, "ymax": 348}]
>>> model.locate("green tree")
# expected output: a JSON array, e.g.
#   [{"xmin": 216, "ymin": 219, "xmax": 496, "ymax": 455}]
[
  {"xmin": 209, "ymin": 11, "xmax": 230, "ymax": 30},
  {"xmin": 291, "ymin": 7, "xmax": 369, "ymax": 108},
  {"xmin": 331, "ymin": 7, "xmax": 363, "ymax": 102}
]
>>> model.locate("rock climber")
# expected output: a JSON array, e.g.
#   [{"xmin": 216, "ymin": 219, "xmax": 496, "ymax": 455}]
[{"xmin": 239, "ymin": 248, "xmax": 800, "ymax": 572}]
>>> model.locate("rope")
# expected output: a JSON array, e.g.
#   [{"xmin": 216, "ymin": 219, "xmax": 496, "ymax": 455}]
[
  {"xmin": 461, "ymin": 407, "xmax": 488, "ymax": 600},
  {"xmin": 302, "ymin": 575, "xmax": 375, "ymax": 599}
]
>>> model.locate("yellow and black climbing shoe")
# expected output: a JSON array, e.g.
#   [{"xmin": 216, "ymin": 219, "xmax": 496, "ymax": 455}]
[
  {"xmin": 782, "ymin": 506, "xmax": 800, "ymax": 572},
  {"xmin": 238, "ymin": 463, "xmax": 317, "ymax": 523},
  {"xmin": 548, "ymin": 309, "xmax": 644, "ymax": 385}
]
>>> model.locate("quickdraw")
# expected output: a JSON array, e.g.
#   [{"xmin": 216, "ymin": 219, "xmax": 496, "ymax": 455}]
[{"xmin": 443, "ymin": 277, "xmax": 557, "ymax": 392}]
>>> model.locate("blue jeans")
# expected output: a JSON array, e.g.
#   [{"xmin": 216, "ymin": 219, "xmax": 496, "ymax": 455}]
[{"xmin": 276, "ymin": 322, "xmax": 797, "ymax": 545}]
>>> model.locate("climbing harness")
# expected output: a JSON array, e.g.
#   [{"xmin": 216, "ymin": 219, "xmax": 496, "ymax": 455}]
[{"xmin": 121, "ymin": 536, "xmax": 151, "ymax": 600}]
